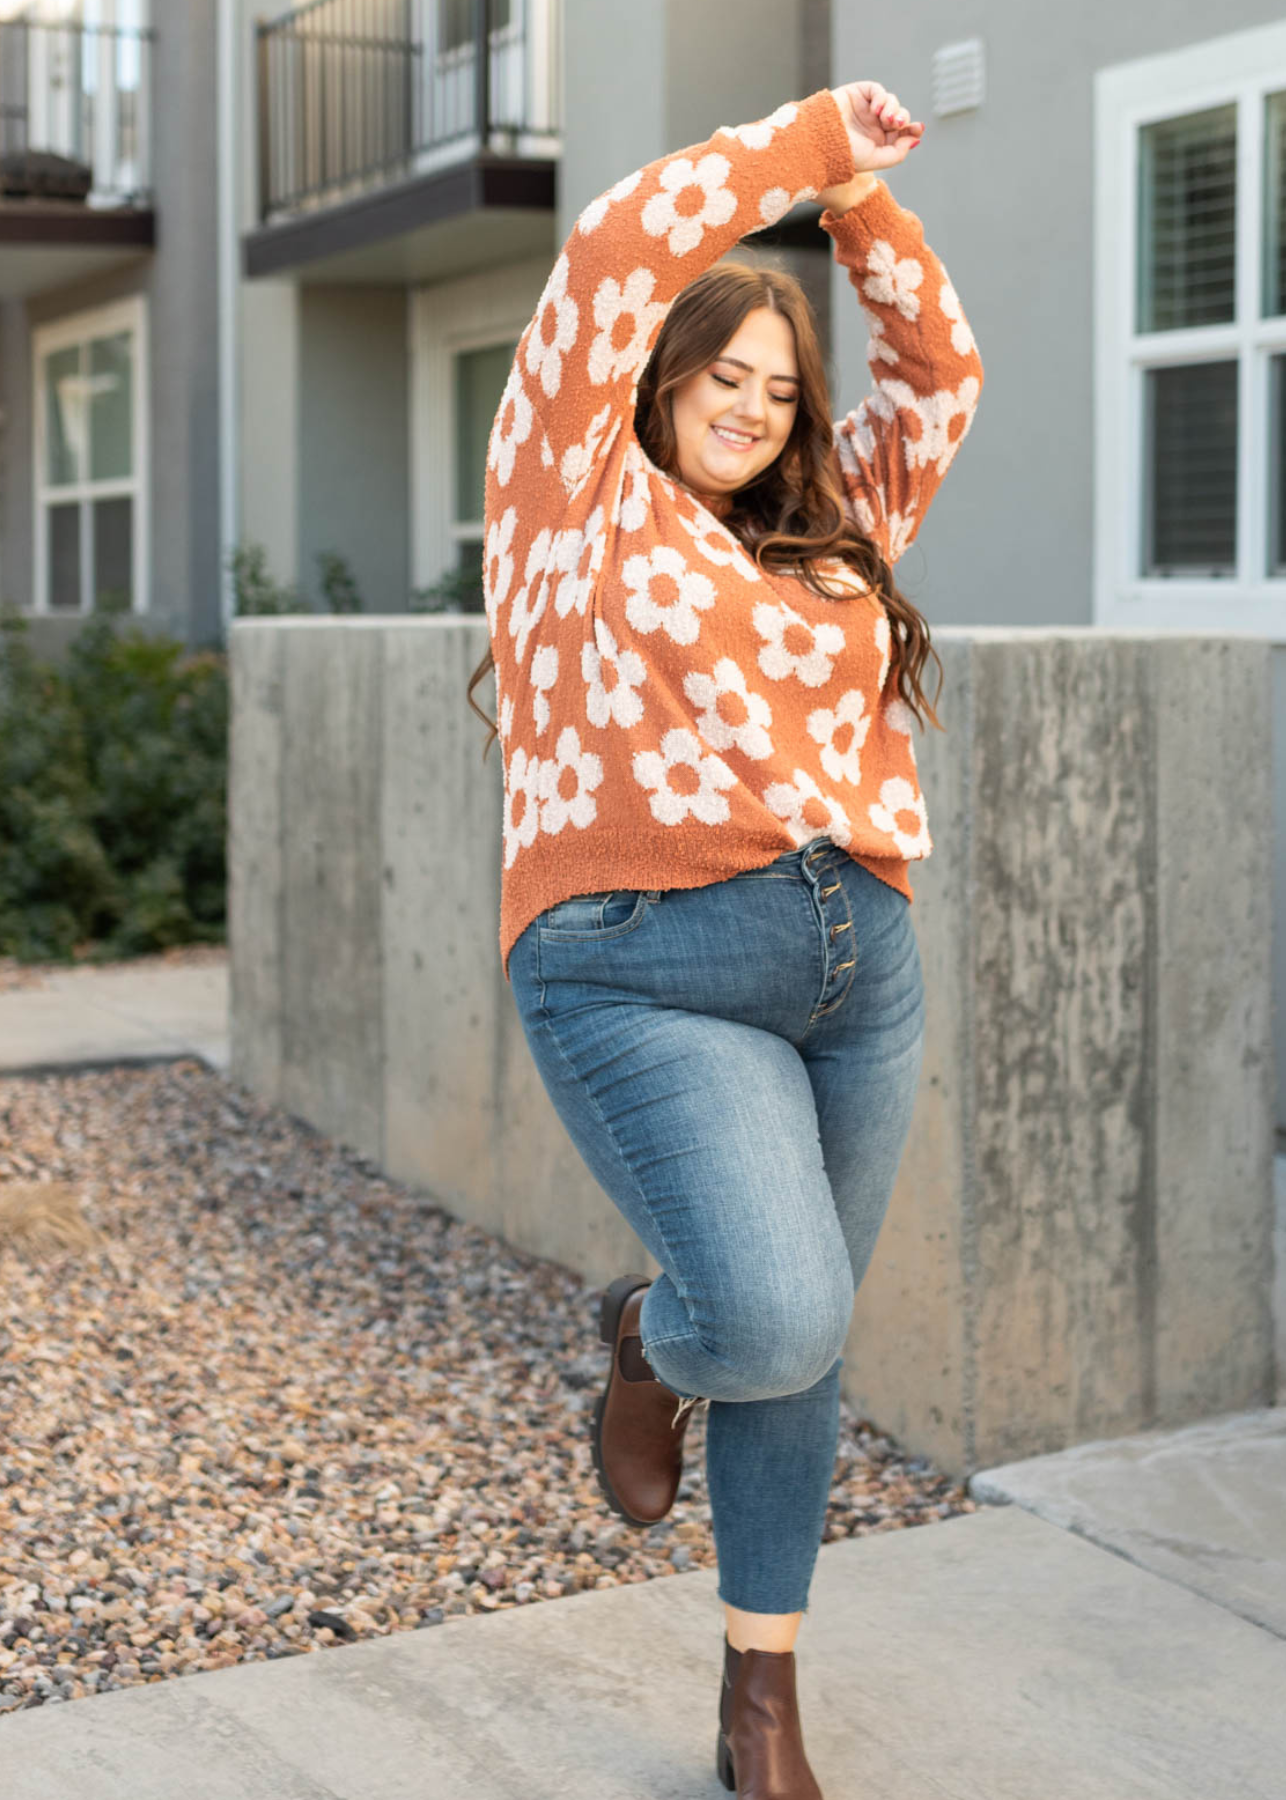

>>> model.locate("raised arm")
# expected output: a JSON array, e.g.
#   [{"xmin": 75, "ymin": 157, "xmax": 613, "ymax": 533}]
[
  {"xmin": 508, "ymin": 87, "xmax": 857, "ymax": 498},
  {"xmin": 820, "ymin": 180, "xmax": 984, "ymax": 565}
]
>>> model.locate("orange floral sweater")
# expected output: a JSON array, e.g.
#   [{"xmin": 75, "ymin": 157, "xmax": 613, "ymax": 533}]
[{"xmin": 483, "ymin": 86, "xmax": 984, "ymax": 982}]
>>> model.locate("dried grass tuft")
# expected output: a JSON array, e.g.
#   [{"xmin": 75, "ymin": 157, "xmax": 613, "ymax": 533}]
[{"xmin": 0, "ymin": 1180, "xmax": 107, "ymax": 1258}]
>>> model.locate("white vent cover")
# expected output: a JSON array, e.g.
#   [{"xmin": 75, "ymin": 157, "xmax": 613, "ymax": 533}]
[{"xmin": 931, "ymin": 38, "xmax": 985, "ymax": 117}]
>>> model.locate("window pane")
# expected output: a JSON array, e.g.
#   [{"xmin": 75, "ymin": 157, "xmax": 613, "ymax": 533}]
[
  {"xmin": 93, "ymin": 496, "xmax": 132, "ymax": 610},
  {"xmin": 1271, "ymin": 354, "xmax": 1286, "ymax": 577},
  {"xmin": 1142, "ymin": 361, "xmax": 1237, "ymax": 577},
  {"xmin": 45, "ymin": 344, "xmax": 83, "ymax": 487},
  {"xmin": 48, "ymin": 503, "xmax": 81, "ymax": 610},
  {"xmin": 89, "ymin": 330, "xmax": 133, "ymax": 481},
  {"xmin": 1267, "ymin": 90, "xmax": 1286, "ymax": 318},
  {"xmin": 454, "ymin": 340, "xmax": 517, "ymax": 524},
  {"xmin": 455, "ymin": 537, "xmax": 486, "ymax": 612},
  {"xmin": 1137, "ymin": 104, "xmax": 1236, "ymax": 333}
]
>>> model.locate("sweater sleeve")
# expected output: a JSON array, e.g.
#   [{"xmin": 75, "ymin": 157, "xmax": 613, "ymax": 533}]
[
  {"xmin": 507, "ymin": 87, "xmax": 857, "ymax": 499},
  {"xmin": 819, "ymin": 180, "xmax": 984, "ymax": 565}
]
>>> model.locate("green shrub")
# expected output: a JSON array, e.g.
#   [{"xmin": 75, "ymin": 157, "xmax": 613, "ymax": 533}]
[
  {"xmin": 315, "ymin": 549, "xmax": 364, "ymax": 613},
  {"xmin": 0, "ymin": 604, "xmax": 228, "ymax": 966},
  {"xmin": 409, "ymin": 563, "xmax": 485, "ymax": 614}
]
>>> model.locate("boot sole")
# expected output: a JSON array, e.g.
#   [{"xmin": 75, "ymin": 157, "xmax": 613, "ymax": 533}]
[
  {"xmin": 590, "ymin": 1274, "xmax": 670, "ymax": 1531},
  {"xmin": 716, "ymin": 1729, "xmax": 735, "ymax": 1790}
]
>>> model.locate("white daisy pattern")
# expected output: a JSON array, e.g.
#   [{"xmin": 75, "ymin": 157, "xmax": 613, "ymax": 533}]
[
  {"xmin": 640, "ymin": 153, "xmax": 738, "ymax": 257},
  {"xmin": 576, "ymin": 167, "xmax": 644, "ymax": 236},
  {"xmin": 753, "ymin": 600, "xmax": 845, "ymax": 688},
  {"xmin": 524, "ymin": 253, "xmax": 579, "ymax": 400},
  {"xmin": 499, "ymin": 692, "xmax": 515, "ymax": 742},
  {"xmin": 623, "ymin": 545, "xmax": 716, "ymax": 646},
  {"xmin": 939, "ymin": 274, "xmax": 977, "ymax": 357},
  {"xmin": 758, "ymin": 183, "xmax": 818, "ymax": 227},
  {"xmin": 529, "ymin": 644, "xmax": 558, "ymax": 735},
  {"xmin": 884, "ymin": 696, "xmax": 917, "ymax": 736},
  {"xmin": 508, "ymin": 529, "xmax": 553, "ymax": 665},
  {"xmin": 615, "ymin": 440, "xmax": 655, "ymax": 534},
  {"xmin": 487, "ymin": 362, "xmax": 533, "ymax": 488},
  {"xmin": 684, "ymin": 658, "xmax": 773, "ymax": 761},
  {"xmin": 587, "ymin": 268, "xmax": 668, "ymax": 388},
  {"xmin": 559, "ymin": 405, "xmax": 615, "ymax": 495},
  {"xmin": 675, "ymin": 508, "xmax": 762, "ymax": 583},
  {"xmin": 806, "ymin": 688, "xmax": 870, "ymax": 785},
  {"xmin": 483, "ymin": 505, "xmax": 517, "ymax": 626},
  {"xmin": 583, "ymin": 622, "xmax": 646, "ymax": 730},
  {"xmin": 552, "ymin": 505, "xmax": 608, "ymax": 618},
  {"xmin": 502, "ymin": 746, "xmax": 542, "ymax": 869},
  {"xmin": 763, "ymin": 769, "xmax": 853, "ymax": 848},
  {"xmin": 633, "ymin": 728, "xmax": 737, "ymax": 826},
  {"xmin": 716, "ymin": 102, "xmax": 799, "ymax": 151},
  {"xmin": 869, "ymin": 776, "xmax": 932, "ymax": 857},
  {"xmin": 540, "ymin": 726, "xmax": 603, "ymax": 835},
  {"xmin": 863, "ymin": 238, "xmax": 924, "ymax": 322}
]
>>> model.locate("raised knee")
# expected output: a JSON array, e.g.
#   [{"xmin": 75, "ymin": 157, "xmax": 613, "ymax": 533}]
[{"xmin": 721, "ymin": 1290, "xmax": 852, "ymax": 1398}]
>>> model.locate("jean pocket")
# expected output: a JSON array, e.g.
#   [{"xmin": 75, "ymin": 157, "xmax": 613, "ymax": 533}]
[{"xmin": 538, "ymin": 889, "xmax": 651, "ymax": 941}]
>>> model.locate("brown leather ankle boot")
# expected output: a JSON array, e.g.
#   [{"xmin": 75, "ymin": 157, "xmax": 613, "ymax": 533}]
[
  {"xmin": 590, "ymin": 1273, "xmax": 705, "ymax": 1528},
  {"xmin": 717, "ymin": 1634, "xmax": 824, "ymax": 1798}
]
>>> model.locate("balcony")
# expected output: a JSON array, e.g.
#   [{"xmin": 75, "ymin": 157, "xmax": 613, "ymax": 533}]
[
  {"xmin": 0, "ymin": 12, "xmax": 155, "ymax": 299},
  {"xmin": 244, "ymin": 0, "xmax": 561, "ymax": 284}
]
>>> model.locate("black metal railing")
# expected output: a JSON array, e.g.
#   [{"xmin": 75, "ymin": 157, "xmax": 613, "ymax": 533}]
[
  {"xmin": 256, "ymin": 0, "xmax": 561, "ymax": 223},
  {"xmin": 0, "ymin": 16, "xmax": 153, "ymax": 206}
]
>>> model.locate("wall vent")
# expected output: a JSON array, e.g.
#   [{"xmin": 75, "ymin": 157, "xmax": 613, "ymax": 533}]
[{"xmin": 931, "ymin": 38, "xmax": 985, "ymax": 117}]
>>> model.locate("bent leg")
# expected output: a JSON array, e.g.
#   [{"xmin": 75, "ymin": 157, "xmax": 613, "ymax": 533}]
[{"xmin": 516, "ymin": 989, "xmax": 856, "ymax": 1403}]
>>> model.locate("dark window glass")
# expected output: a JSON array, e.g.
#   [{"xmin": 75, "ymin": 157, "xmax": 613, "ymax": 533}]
[
  {"xmin": 1142, "ymin": 361, "xmax": 1238, "ymax": 576},
  {"xmin": 49, "ymin": 502, "xmax": 81, "ymax": 610},
  {"xmin": 1137, "ymin": 104, "xmax": 1236, "ymax": 333},
  {"xmin": 93, "ymin": 496, "xmax": 133, "ymax": 610}
]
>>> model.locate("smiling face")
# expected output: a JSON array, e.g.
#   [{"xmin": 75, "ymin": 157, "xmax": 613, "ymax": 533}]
[{"xmin": 668, "ymin": 304, "xmax": 801, "ymax": 518}]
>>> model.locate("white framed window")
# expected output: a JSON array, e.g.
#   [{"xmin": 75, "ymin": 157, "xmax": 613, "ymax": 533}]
[
  {"xmin": 1094, "ymin": 21, "xmax": 1286, "ymax": 638},
  {"xmin": 32, "ymin": 293, "xmax": 148, "ymax": 615}
]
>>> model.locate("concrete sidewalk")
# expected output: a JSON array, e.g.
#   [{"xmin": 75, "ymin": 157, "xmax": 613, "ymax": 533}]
[
  {"xmin": 0, "ymin": 956, "xmax": 229, "ymax": 1077},
  {"xmin": 2, "ymin": 1476, "xmax": 1284, "ymax": 1799}
]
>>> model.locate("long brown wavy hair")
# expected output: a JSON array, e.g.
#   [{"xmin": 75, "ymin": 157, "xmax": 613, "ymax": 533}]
[{"xmin": 466, "ymin": 256, "xmax": 943, "ymax": 755}]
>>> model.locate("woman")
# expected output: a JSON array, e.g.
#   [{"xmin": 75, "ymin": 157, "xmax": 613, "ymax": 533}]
[{"xmin": 470, "ymin": 78, "xmax": 982, "ymax": 1798}]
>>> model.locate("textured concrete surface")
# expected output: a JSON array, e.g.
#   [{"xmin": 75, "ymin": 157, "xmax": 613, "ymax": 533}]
[
  {"xmin": 0, "ymin": 964, "xmax": 228, "ymax": 1077},
  {"xmin": 970, "ymin": 1405, "xmax": 1286, "ymax": 1638},
  {"xmin": 3, "ymin": 1504, "xmax": 1285, "ymax": 1798},
  {"xmin": 227, "ymin": 621, "xmax": 1278, "ymax": 1478}
]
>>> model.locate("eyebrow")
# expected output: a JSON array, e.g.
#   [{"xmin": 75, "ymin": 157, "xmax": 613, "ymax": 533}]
[{"xmin": 715, "ymin": 355, "xmax": 801, "ymax": 386}]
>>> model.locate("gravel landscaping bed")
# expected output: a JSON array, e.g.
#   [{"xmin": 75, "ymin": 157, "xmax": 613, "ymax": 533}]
[{"xmin": 0, "ymin": 1053, "xmax": 976, "ymax": 1713}]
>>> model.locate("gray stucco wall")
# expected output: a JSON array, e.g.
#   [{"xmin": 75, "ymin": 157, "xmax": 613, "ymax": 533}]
[
  {"xmin": 0, "ymin": 0, "xmax": 222, "ymax": 656},
  {"xmin": 298, "ymin": 287, "xmax": 410, "ymax": 615},
  {"xmin": 830, "ymin": 1, "xmax": 1286, "ymax": 1132}
]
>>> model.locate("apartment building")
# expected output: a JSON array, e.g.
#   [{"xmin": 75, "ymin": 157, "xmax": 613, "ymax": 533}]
[{"xmin": 0, "ymin": 0, "xmax": 220, "ymax": 653}]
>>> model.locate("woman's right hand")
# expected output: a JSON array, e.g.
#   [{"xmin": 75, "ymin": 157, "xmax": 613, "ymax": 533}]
[{"xmin": 828, "ymin": 81, "xmax": 924, "ymax": 174}]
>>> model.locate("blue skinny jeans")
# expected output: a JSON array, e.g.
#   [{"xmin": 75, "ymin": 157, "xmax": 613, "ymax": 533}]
[{"xmin": 507, "ymin": 836, "xmax": 926, "ymax": 1615}]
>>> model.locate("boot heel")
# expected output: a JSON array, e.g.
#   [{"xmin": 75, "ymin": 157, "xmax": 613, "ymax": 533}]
[
  {"xmin": 598, "ymin": 1273, "xmax": 650, "ymax": 1346},
  {"xmin": 715, "ymin": 1729, "xmax": 736, "ymax": 1791}
]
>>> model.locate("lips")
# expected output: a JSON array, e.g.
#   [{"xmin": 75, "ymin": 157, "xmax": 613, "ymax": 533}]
[{"xmin": 711, "ymin": 425, "xmax": 760, "ymax": 449}]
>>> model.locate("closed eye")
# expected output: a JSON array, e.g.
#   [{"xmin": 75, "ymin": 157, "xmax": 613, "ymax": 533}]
[{"xmin": 711, "ymin": 373, "xmax": 797, "ymax": 404}]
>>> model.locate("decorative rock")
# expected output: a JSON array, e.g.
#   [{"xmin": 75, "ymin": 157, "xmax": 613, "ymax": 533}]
[{"xmin": 0, "ymin": 1045, "xmax": 976, "ymax": 1715}]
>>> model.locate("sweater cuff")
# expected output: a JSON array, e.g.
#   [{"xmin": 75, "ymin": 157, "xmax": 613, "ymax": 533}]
[
  {"xmin": 818, "ymin": 176, "xmax": 907, "ymax": 246},
  {"xmin": 798, "ymin": 86, "xmax": 860, "ymax": 195}
]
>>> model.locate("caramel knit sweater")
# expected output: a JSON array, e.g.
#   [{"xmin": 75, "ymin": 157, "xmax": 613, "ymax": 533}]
[{"xmin": 484, "ymin": 86, "xmax": 983, "ymax": 982}]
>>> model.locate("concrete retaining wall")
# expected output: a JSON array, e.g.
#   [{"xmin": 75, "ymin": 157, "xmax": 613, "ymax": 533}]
[{"xmin": 228, "ymin": 619, "xmax": 1277, "ymax": 1477}]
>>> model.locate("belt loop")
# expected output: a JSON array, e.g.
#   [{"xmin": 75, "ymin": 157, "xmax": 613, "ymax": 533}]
[{"xmin": 646, "ymin": 888, "xmax": 662, "ymax": 903}]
